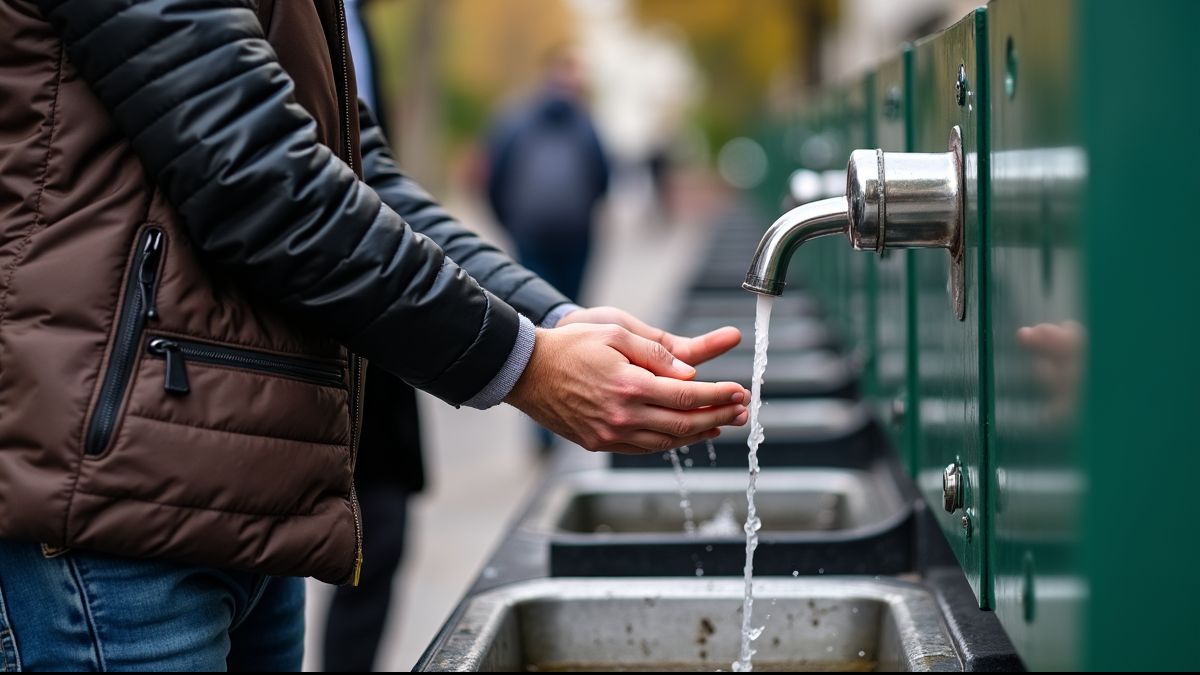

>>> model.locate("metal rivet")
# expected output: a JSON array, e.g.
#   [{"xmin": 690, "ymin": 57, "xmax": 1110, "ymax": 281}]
[
  {"xmin": 942, "ymin": 463, "xmax": 964, "ymax": 513},
  {"xmin": 955, "ymin": 64, "xmax": 968, "ymax": 106},
  {"xmin": 1005, "ymin": 36, "xmax": 1018, "ymax": 99},
  {"xmin": 1021, "ymin": 552, "xmax": 1037, "ymax": 623},
  {"xmin": 884, "ymin": 85, "xmax": 903, "ymax": 120}
]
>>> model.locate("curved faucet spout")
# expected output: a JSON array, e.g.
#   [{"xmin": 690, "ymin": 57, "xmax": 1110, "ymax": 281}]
[{"xmin": 742, "ymin": 196, "xmax": 848, "ymax": 296}]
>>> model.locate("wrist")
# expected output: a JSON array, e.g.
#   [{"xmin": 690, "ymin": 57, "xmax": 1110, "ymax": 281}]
[
  {"xmin": 541, "ymin": 303, "xmax": 585, "ymax": 328},
  {"xmin": 504, "ymin": 326, "xmax": 548, "ymax": 409}
]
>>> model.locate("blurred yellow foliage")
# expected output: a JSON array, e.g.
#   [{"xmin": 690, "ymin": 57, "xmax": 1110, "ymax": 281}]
[{"xmin": 630, "ymin": 0, "xmax": 837, "ymax": 143}]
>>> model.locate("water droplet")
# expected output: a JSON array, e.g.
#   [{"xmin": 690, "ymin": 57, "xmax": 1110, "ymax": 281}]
[
  {"xmin": 705, "ymin": 545, "xmax": 714, "ymax": 552},
  {"xmin": 826, "ymin": 645, "xmax": 834, "ymax": 653},
  {"xmin": 667, "ymin": 449, "xmax": 697, "ymax": 535},
  {"xmin": 792, "ymin": 571, "xmax": 799, "ymax": 577},
  {"xmin": 858, "ymin": 650, "xmax": 867, "ymax": 658},
  {"xmin": 818, "ymin": 567, "xmax": 824, "ymax": 574},
  {"xmin": 695, "ymin": 568, "xmax": 705, "ymax": 577}
]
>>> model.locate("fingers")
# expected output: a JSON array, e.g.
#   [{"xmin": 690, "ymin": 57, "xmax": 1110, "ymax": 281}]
[
  {"xmin": 603, "ymin": 428, "xmax": 723, "ymax": 455},
  {"xmin": 609, "ymin": 329, "xmax": 697, "ymax": 379},
  {"xmin": 661, "ymin": 326, "xmax": 742, "ymax": 366},
  {"xmin": 1017, "ymin": 322, "xmax": 1084, "ymax": 358},
  {"xmin": 638, "ymin": 376, "xmax": 748, "ymax": 410},
  {"xmin": 637, "ymin": 403, "xmax": 748, "ymax": 437}
]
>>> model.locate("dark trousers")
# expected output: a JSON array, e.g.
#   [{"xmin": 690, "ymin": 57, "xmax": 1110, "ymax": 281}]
[
  {"xmin": 513, "ymin": 232, "xmax": 590, "ymax": 304},
  {"xmin": 322, "ymin": 484, "xmax": 410, "ymax": 672}
]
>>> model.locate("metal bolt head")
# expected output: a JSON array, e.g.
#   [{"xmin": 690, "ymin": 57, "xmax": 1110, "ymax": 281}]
[
  {"xmin": 942, "ymin": 463, "xmax": 963, "ymax": 513},
  {"xmin": 889, "ymin": 397, "xmax": 906, "ymax": 427},
  {"xmin": 955, "ymin": 64, "xmax": 968, "ymax": 106},
  {"xmin": 883, "ymin": 86, "xmax": 903, "ymax": 120}
]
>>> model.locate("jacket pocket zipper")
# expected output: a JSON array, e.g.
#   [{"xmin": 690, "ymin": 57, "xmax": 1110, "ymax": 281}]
[
  {"xmin": 84, "ymin": 227, "xmax": 165, "ymax": 456},
  {"xmin": 145, "ymin": 337, "xmax": 346, "ymax": 394}
]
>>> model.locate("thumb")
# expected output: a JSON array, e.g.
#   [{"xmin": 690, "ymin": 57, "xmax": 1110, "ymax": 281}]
[{"xmin": 610, "ymin": 328, "xmax": 697, "ymax": 379}]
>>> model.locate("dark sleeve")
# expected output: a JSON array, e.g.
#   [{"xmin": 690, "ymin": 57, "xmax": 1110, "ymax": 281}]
[
  {"xmin": 359, "ymin": 103, "xmax": 571, "ymax": 325},
  {"xmin": 35, "ymin": 0, "xmax": 519, "ymax": 406}
]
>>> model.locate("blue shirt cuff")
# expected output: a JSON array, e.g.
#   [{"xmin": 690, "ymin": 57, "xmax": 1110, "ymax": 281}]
[
  {"xmin": 461, "ymin": 314, "xmax": 537, "ymax": 410},
  {"xmin": 541, "ymin": 303, "xmax": 584, "ymax": 328}
]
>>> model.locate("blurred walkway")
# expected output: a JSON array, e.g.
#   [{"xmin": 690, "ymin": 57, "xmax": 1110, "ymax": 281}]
[{"xmin": 303, "ymin": 170, "xmax": 728, "ymax": 671}]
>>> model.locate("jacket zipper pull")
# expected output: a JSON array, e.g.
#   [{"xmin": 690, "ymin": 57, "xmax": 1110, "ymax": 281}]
[
  {"xmin": 148, "ymin": 338, "xmax": 190, "ymax": 394},
  {"xmin": 139, "ymin": 230, "xmax": 164, "ymax": 320}
]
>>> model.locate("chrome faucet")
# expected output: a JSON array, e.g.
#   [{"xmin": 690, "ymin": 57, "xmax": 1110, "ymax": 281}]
[{"xmin": 744, "ymin": 126, "xmax": 968, "ymax": 320}]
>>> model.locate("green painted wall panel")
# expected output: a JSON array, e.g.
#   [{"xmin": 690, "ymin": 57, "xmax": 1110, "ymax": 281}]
[
  {"xmin": 911, "ymin": 8, "xmax": 992, "ymax": 607},
  {"xmin": 870, "ymin": 52, "xmax": 915, "ymax": 474},
  {"xmin": 1077, "ymin": 1, "xmax": 1200, "ymax": 670},
  {"xmin": 987, "ymin": 0, "xmax": 1083, "ymax": 668},
  {"xmin": 846, "ymin": 74, "xmax": 877, "ymax": 399}
]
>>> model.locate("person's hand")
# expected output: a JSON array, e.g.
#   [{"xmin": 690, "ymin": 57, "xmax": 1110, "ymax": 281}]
[
  {"xmin": 556, "ymin": 305, "xmax": 741, "ymax": 366},
  {"xmin": 1016, "ymin": 320, "xmax": 1085, "ymax": 422},
  {"xmin": 504, "ymin": 324, "xmax": 750, "ymax": 454}
]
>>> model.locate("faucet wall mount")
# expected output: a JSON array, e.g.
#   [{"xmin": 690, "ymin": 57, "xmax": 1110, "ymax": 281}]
[{"xmin": 744, "ymin": 125, "xmax": 968, "ymax": 321}]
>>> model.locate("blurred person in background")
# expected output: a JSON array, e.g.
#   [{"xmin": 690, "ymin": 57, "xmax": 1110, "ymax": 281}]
[
  {"xmin": 485, "ymin": 45, "xmax": 610, "ymax": 309},
  {"xmin": 321, "ymin": 1, "xmax": 422, "ymax": 671},
  {"xmin": 485, "ymin": 45, "xmax": 611, "ymax": 454}
]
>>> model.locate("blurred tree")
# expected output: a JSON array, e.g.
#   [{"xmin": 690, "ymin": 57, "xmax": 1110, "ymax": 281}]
[
  {"xmin": 366, "ymin": 0, "xmax": 575, "ymax": 183},
  {"xmin": 629, "ymin": 0, "xmax": 837, "ymax": 147}
]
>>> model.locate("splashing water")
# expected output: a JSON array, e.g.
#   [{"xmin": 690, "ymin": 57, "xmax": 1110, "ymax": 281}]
[
  {"xmin": 732, "ymin": 295, "xmax": 774, "ymax": 673},
  {"xmin": 697, "ymin": 499, "xmax": 740, "ymax": 536},
  {"xmin": 706, "ymin": 438, "xmax": 718, "ymax": 467},
  {"xmin": 667, "ymin": 447, "xmax": 697, "ymax": 536}
]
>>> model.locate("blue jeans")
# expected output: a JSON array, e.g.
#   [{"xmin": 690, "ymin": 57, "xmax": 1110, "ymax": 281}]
[{"xmin": 0, "ymin": 538, "xmax": 304, "ymax": 671}]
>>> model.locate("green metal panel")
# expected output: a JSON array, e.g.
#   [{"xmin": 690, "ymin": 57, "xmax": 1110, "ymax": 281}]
[
  {"xmin": 1077, "ymin": 1, "xmax": 1200, "ymax": 670},
  {"xmin": 986, "ymin": 0, "xmax": 1082, "ymax": 668},
  {"xmin": 845, "ymin": 74, "xmax": 877, "ymax": 399},
  {"xmin": 870, "ymin": 52, "xmax": 915, "ymax": 475},
  {"xmin": 794, "ymin": 89, "xmax": 848, "ymax": 325},
  {"xmin": 911, "ymin": 8, "xmax": 991, "ymax": 607},
  {"xmin": 989, "ymin": 1, "xmax": 1200, "ymax": 669},
  {"xmin": 751, "ymin": 121, "xmax": 794, "ymax": 217}
]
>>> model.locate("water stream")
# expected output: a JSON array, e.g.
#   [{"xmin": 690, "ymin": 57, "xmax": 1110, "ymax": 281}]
[
  {"xmin": 732, "ymin": 294, "xmax": 774, "ymax": 672},
  {"xmin": 667, "ymin": 447, "xmax": 697, "ymax": 536}
]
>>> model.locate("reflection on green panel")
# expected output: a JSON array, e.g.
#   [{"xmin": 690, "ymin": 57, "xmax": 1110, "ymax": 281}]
[{"xmin": 987, "ymin": 0, "xmax": 1083, "ymax": 668}]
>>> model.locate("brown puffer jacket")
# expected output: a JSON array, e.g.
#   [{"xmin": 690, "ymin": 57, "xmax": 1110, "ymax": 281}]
[{"xmin": 0, "ymin": 0, "xmax": 556, "ymax": 584}]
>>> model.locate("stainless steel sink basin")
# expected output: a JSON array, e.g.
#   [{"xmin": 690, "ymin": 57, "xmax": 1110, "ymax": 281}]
[
  {"xmin": 695, "ymin": 351, "xmax": 857, "ymax": 399},
  {"xmin": 528, "ymin": 468, "xmax": 899, "ymax": 537},
  {"xmin": 610, "ymin": 399, "xmax": 879, "ymax": 470},
  {"xmin": 418, "ymin": 578, "xmax": 961, "ymax": 671},
  {"xmin": 715, "ymin": 399, "xmax": 870, "ymax": 445},
  {"xmin": 527, "ymin": 469, "xmax": 913, "ymax": 577}
]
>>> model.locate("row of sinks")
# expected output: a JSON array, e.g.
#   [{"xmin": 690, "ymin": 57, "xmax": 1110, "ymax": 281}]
[{"xmin": 417, "ymin": 228, "xmax": 970, "ymax": 672}]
